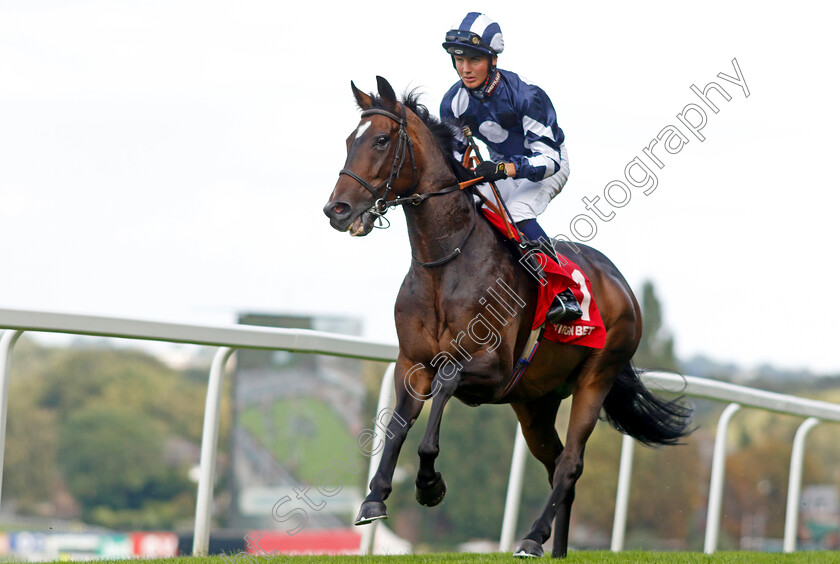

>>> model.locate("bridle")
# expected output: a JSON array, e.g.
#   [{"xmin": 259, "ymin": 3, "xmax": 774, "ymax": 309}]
[
  {"xmin": 338, "ymin": 105, "xmax": 418, "ymax": 220},
  {"xmin": 337, "ymin": 104, "xmax": 485, "ymax": 267}
]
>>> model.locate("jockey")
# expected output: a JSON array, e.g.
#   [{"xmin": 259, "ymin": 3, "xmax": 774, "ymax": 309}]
[{"xmin": 440, "ymin": 12, "xmax": 581, "ymax": 324}]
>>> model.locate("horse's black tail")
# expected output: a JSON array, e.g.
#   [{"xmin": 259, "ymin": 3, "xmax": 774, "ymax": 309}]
[{"xmin": 601, "ymin": 364, "xmax": 693, "ymax": 446}]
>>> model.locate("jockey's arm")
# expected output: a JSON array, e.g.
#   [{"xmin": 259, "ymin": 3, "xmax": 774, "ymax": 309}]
[{"xmin": 503, "ymin": 84, "xmax": 566, "ymax": 182}]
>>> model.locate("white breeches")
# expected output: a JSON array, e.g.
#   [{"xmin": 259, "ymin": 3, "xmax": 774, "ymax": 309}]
[{"xmin": 475, "ymin": 143, "xmax": 570, "ymax": 222}]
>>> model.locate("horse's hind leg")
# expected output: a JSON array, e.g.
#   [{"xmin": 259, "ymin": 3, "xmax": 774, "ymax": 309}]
[
  {"xmin": 509, "ymin": 392, "xmax": 565, "ymax": 558},
  {"xmin": 518, "ymin": 365, "xmax": 619, "ymax": 558},
  {"xmin": 414, "ymin": 369, "xmax": 460, "ymax": 507},
  {"xmin": 559, "ymin": 381, "xmax": 616, "ymax": 557},
  {"xmin": 511, "ymin": 391, "xmax": 565, "ymax": 484}
]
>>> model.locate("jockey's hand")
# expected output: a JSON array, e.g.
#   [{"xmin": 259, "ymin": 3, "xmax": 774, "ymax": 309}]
[{"xmin": 474, "ymin": 160, "xmax": 508, "ymax": 182}]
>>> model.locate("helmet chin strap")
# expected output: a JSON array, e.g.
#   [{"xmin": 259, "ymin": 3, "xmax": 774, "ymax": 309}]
[
  {"xmin": 450, "ymin": 54, "xmax": 497, "ymax": 99},
  {"xmin": 470, "ymin": 62, "xmax": 498, "ymax": 100}
]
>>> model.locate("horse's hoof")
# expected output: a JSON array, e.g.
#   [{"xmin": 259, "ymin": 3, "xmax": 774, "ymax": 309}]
[
  {"xmin": 513, "ymin": 539, "xmax": 544, "ymax": 558},
  {"xmin": 415, "ymin": 473, "xmax": 447, "ymax": 507},
  {"xmin": 354, "ymin": 501, "xmax": 388, "ymax": 525}
]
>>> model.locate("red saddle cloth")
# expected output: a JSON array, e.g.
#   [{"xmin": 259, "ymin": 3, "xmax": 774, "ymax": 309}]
[{"xmin": 482, "ymin": 209, "xmax": 606, "ymax": 349}]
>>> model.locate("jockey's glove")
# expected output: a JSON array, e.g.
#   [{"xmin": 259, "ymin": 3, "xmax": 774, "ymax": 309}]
[{"xmin": 474, "ymin": 160, "xmax": 508, "ymax": 182}]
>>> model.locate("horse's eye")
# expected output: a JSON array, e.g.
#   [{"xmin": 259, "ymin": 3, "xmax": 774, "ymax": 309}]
[{"xmin": 374, "ymin": 135, "xmax": 389, "ymax": 147}]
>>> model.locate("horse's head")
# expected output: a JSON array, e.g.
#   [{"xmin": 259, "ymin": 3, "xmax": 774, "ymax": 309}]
[{"xmin": 323, "ymin": 76, "xmax": 418, "ymax": 236}]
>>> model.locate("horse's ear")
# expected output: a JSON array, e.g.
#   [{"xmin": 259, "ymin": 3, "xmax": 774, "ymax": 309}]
[
  {"xmin": 376, "ymin": 76, "xmax": 398, "ymax": 107},
  {"xmin": 351, "ymin": 81, "xmax": 373, "ymax": 110}
]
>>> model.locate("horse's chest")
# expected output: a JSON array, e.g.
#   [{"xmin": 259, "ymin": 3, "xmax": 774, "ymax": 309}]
[{"xmin": 396, "ymin": 277, "xmax": 488, "ymax": 355}]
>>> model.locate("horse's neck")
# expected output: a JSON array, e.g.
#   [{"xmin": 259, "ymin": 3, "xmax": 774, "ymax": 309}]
[
  {"xmin": 402, "ymin": 182, "xmax": 524, "ymax": 295},
  {"xmin": 400, "ymin": 127, "xmax": 527, "ymax": 302},
  {"xmin": 403, "ymin": 177, "xmax": 479, "ymax": 266},
  {"xmin": 400, "ymin": 182, "xmax": 536, "ymax": 364}
]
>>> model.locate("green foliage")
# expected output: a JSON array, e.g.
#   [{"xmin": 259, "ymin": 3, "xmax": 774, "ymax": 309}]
[
  {"xmin": 4, "ymin": 339, "xmax": 210, "ymax": 529},
  {"xmin": 635, "ymin": 281, "xmax": 680, "ymax": 372},
  {"xmin": 87, "ymin": 492, "xmax": 197, "ymax": 530},
  {"xmin": 58, "ymin": 407, "xmax": 165, "ymax": 507},
  {"xmin": 5, "ymin": 338, "xmax": 63, "ymax": 509},
  {"xmin": 569, "ymin": 409, "xmax": 705, "ymax": 549},
  {"xmin": 4, "ymin": 401, "xmax": 57, "ymax": 506},
  {"xmin": 36, "ymin": 347, "xmax": 206, "ymax": 441},
  {"xmin": 717, "ymin": 408, "xmax": 825, "ymax": 542},
  {"xmin": 624, "ymin": 438, "xmax": 705, "ymax": 546}
]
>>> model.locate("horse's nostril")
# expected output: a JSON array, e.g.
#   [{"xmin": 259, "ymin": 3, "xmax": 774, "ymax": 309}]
[{"xmin": 323, "ymin": 201, "xmax": 352, "ymax": 219}]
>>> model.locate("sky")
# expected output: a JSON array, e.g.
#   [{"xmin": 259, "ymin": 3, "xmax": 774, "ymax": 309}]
[{"xmin": 1, "ymin": 1, "xmax": 839, "ymax": 374}]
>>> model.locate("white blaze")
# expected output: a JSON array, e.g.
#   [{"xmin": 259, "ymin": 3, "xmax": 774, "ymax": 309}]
[{"xmin": 354, "ymin": 120, "xmax": 371, "ymax": 139}]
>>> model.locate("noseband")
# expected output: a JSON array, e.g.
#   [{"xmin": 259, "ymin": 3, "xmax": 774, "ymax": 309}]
[{"xmin": 338, "ymin": 105, "xmax": 418, "ymax": 218}]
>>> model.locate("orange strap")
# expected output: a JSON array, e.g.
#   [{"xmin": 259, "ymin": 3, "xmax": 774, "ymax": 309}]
[
  {"xmin": 460, "ymin": 145, "xmax": 516, "ymax": 238},
  {"xmin": 461, "ymin": 145, "xmax": 474, "ymax": 169}
]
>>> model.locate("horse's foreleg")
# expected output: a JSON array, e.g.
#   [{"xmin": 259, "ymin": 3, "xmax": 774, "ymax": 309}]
[
  {"xmin": 414, "ymin": 368, "xmax": 460, "ymax": 507},
  {"xmin": 355, "ymin": 362, "xmax": 427, "ymax": 525}
]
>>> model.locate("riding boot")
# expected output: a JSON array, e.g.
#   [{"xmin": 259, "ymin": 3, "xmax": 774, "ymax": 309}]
[
  {"xmin": 516, "ymin": 219, "xmax": 584, "ymax": 324},
  {"xmin": 546, "ymin": 288, "xmax": 583, "ymax": 324},
  {"xmin": 516, "ymin": 219, "xmax": 559, "ymax": 262}
]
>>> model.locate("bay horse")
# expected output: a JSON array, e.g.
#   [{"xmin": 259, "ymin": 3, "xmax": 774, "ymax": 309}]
[{"xmin": 323, "ymin": 76, "xmax": 691, "ymax": 558}]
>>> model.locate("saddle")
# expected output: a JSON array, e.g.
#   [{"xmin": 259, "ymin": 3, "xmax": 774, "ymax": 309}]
[{"xmin": 480, "ymin": 208, "xmax": 606, "ymax": 349}]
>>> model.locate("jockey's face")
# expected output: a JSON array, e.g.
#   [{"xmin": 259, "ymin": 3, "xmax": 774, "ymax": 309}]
[{"xmin": 454, "ymin": 54, "xmax": 496, "ymax": 89}]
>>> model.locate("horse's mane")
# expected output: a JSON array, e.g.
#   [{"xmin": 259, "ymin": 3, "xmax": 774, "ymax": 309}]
[{"xmin": 365, "ymin": 89, "xmax": 475, "ymax": 183}]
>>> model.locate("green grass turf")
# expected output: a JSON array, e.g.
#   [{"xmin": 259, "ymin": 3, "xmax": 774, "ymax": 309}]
[{"xmin": 79, "ymin": 551, "xmax": 839, "ymax": 564}]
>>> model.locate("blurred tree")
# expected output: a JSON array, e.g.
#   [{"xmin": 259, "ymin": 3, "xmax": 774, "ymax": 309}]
[
  {"xmin": 624, "ymin": 437, "xmax": 704, "ymax": 546},
  {"xmin": 36, "ymin": 348, "xmax": 206, "ymax": 441},
  {"xmin": 3, "ymin": 342, "xmax": 209, "ymax": 529},
  {"xmin": 5, "ymin": 338, "xmax": 60, "ymax": 511},
  {"xmin": 58, "ymin": 407, "xmax": 166, "ymax": 508},
  {"xmin": 723, "ymin": 437, "xmax": 820, "ymax": 542},
  {"xmin": 634, "ymin": 281, "xmax": 680, "ymax": 371},
  {"xmin": 568, "ymin": 415, "xmax": 705, "ymax": 549},
  {"xmin": 4, "ymin": 404, "xmax": 57, "ymax": 510},
  {"xmin": 619, "ymin": 281, "xmax": 702, "ymax": 546}
]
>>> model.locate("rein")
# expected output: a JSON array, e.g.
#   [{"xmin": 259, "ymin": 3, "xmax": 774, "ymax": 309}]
[{"xmin": 338, "ymin": 105, "xmax": 488, "ymax": 267}]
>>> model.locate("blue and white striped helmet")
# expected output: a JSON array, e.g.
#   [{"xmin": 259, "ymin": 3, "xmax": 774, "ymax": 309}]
[{"xmin": 442, "ymin": 12, "xmax": 504, "ymax": 58}]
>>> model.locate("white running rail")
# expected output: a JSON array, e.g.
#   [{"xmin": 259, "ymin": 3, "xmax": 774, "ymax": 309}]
[
  {"xmin": 0, "ymin": 308, "xmax": 398, "ymax": 556},
  {"xmin": 2, "ymin": 307, "xmax": 837, "ymax": 555},
  {"xmin": 362, "ymin": 366, "xmax": 840, "ymax": 555},
  {"xmin": 605, "ymin": 372, "xmax": 840, "ymax": 554}
]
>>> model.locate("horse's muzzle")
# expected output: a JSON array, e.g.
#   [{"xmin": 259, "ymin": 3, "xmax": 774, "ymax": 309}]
[{"xmin": 323, "ymin": 200, "xmax": 375, "ymax": 236}]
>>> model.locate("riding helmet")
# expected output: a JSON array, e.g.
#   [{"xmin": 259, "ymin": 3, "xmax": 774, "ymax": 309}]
[{"xmin": 442, "ymin": 12, "xmax": 504, "ymax": 58}]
